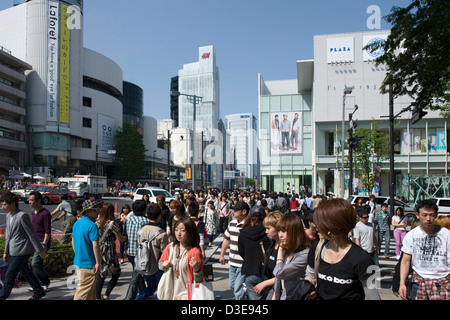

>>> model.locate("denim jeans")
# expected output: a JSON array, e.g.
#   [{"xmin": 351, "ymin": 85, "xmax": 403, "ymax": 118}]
[
  {"xmin": 281, "ymin": 132, "xmax": 290, "ymax": 148},
  {"xmin": 31, "ymin": 243, "xmax": 50, "ymax": 287},
  {"xmin": 0, "ymin": 254, "xmax": 44, "ymax": 300},
  {"xmin": 245, "ymin": 274, "xmax": 267, "ymax": 300},
  {"xmin": 369, "ymin": 251, "xmax": 379, "ymax": 266},
  {"xmin": 135, "ymin": 269, "xmax": 164, "ymax": 300},
  {"xmin": 378, "ymin": 229, "xmax": 391, "ymax": 256},
  {"xmin": 124, "ymin": 256, "xmax": 145, "ymax": 300},
  {"xmin": 229, "ymin": 265, "xmax": 246, "ymax": 300}
]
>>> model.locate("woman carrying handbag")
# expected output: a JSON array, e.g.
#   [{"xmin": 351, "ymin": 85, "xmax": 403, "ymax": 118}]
[{"xmin": 157, "ymin": 218, "xmax": 204, "ymax": 300}]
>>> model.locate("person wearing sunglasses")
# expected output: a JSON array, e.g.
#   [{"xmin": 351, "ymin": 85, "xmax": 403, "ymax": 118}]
[{"xmin": 353, "ymin": 206, "xmax": 379, "ymax": 266}]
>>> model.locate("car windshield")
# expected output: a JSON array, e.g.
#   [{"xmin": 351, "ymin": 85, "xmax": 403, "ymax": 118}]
[
  {"xmin": 152, "ymin": 190, "xmax": 172, "ymax": 198},
  {"xmin": 68, "ymin": 181, "xmax": 82, "ymax": 189},
  {"xmin": 36, "ymin": 186, "xmax": 53, "ymax": 193}
]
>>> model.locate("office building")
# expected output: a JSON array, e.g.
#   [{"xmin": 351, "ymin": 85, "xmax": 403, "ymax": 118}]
[
  {"xmin": 224, "ymin": 113, "xmax": 259, "ymax": 183},
  {"xmin": 177, "ymin": 45, "xmax": 222, "ymax": 188},
  {"xmin": 0, "ymin": 46, "xmax": 32, "ymax": 175}
]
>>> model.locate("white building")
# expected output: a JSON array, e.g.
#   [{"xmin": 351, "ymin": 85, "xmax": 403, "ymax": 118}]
[
  {"xmin": 0, "ymin": 0, "xmax": 123, "ymax": 177},
  {"xmin": 0, "ymin": 47, "xmax": 32, "ymax": 175},
  {"xmin": 313, "ymin": 30, "xmax": 448, "ymax": 201},
  {"xmin": 258, "ymin": 29, "xmax": 449, "ymax": 202},
  {"xmin": 177, "ymin": 45, "xmax": 222, "ymax": 189},
  {"xmin": 224, "ymin": 113, "xmax": 259, "ymax": 181},
  {"xmin": 178, "ymin": 45, "xmax": 220, "ymax": 132}
]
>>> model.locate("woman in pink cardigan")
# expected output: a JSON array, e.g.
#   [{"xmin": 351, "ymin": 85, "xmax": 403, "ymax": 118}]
[{"xmin": 159, "ymin": 217, "xmax": 204, "ymax": 300}]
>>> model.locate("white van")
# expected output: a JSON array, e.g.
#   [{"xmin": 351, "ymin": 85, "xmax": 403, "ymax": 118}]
[
  {"xmin": 430, "ymin": 198, "xmax": 450, "ymax": 215},
  {"xmin": 132, "ymin": 187, "xmax": 175, "ymax": 204}
]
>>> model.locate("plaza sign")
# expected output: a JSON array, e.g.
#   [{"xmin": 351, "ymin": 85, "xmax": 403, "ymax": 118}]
[{"xmin": 327, "ymin": 37, "xmax": 354, "ymax": 63}]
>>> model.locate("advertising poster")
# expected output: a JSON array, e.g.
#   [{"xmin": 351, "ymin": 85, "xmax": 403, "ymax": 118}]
[
  {"xmin": 59, "ymin": 3, "xmax": 70, "ymax": 123},
  {"xmin": 47, "ymin": 1, "xmax": 59, "ymax": 122},
  {"xmin": 270, "ymin": 111, "xmax": 302, "ymax": 155},
  {"xmin": 98, "ymin": 114, "xmax": 115, "ymax": 149}
]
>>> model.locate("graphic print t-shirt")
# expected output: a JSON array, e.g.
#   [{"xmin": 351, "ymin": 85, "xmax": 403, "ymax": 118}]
[
  {"xmin": 401, "ymin": 226, "xmax": 450, "ymax": 279},
  {"xmin": 307, "ymin": 241, "xmax": 374, "ymax": 300}
]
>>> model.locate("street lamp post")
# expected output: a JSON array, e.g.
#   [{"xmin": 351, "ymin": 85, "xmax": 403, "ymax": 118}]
[
  {"xmin": 381, "ymin": 85, "xmax": 416, "ymax": 218},
  {"xmin": 348, "ymin": 104, "xmax": 359, "ymax": 196},
  {"xmin": 170, "ymin": 91, "xmax": 203, "ymax": 191},
  {"xmin": 341, "ymin": 86, "xmax": 354, "ymax": 198}
]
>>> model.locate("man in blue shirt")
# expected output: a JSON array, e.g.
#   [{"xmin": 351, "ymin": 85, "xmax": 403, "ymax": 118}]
[{"xmin": 71, "ymin": 198, "xmax": 102, "ymax": 300}]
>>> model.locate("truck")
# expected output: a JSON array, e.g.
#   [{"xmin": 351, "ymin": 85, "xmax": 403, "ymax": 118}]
[{"xmin": 56, "ymin": 175, "xmax": 107, "ymax": 199}]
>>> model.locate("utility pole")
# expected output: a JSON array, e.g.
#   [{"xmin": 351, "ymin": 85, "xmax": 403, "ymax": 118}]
[
  {"xmin": 170, "ymin": 90, "xmax": 202, "ymax": 192},
  {"xmin": 381, "ymin": 85, "xmax": 415, "ymax": 217},
  {"xmin": 201, "ymin": 131, "xmax": 204, "ymax": 189},
  {"xmin": 167, "ymin": 129, "xmax": 171, "ymax": 192},
  {"xmin": 348, "ymin": 105, "xmax": 359, "ymax": 196},
  {"xmin": 389, "ymin": 86, "xmax": 395, "ymax": 218},
  {"xmin": 341, "ymin": 86, "xmax": 354, "ymax": 198}
]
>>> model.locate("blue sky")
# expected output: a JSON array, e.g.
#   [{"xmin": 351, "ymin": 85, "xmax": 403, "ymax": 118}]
[{"xmin": 1, "ymin": 0, "xmax": 412, "ymax": 121}]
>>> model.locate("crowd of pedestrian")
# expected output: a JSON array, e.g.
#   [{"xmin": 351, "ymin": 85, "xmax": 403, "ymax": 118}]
[{"xmin": 0, "ymin": 186, "xmax": 449, "ymax": 301}]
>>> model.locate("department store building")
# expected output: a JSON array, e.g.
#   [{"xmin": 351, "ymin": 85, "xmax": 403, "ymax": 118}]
[
  {"xmin": 0, "ymin": 0, "xmax": 124, "ymax": 178},
  {"xmin": 259, "ymin": 30, "xmax": 449, "ymax": 202}
]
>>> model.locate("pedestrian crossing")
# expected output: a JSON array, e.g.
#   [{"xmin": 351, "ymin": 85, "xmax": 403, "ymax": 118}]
[
  {"xmin": 204, "ymin": 234, "xmax": 234, "ymax": 300},
  {"xmin": 377, "ymin": 236, "xmax": 400, "ymax": 290}
]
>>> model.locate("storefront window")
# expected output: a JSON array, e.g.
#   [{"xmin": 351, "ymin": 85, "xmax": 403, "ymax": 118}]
[{"xmin": 401, "ymin": 128, "xmax": 446, "ymax": 154}]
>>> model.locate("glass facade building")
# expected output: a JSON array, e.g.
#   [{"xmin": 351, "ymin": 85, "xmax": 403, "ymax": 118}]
[
  {"xmin": 178, "ymin": 45, "xmax": 219, "ymax": 133},
  {"xmin": 225, "ymin": 113, "xmax": 259, "ymax": 180},
  {"xmin": 120, "ymin": 81, "xmax": 144, "ymax": 134},
  {"xmin": 258, "ymin": 74, "xmax": 313, "ymax": 193}
]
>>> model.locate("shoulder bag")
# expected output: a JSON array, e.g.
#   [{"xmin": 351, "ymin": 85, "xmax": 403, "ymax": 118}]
[{"xmin": 156, "ymin": 243, "xmax": 174, "ymax": 300}]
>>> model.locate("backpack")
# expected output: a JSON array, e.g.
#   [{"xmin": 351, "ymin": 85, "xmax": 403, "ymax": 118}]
[
  {"xmin": 300, "ymin": 200, "xmax": 312, "ymax": 215},
  {"xmin": 135, "ymin": 228, "xmax": 165, "ymax": 276}
]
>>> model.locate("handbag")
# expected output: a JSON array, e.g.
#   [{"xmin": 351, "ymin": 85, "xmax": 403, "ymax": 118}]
[
  {"xmin": 187, "ymin": 281, "xmax": 215, "ymax": 300},
  {"xmin": 156, "ymin": 243, "xmax": 175, "ymax": 300},
  {"xmin": 203, "ymin": 264, "xmax": 214, "ymax": 282},
  {"xmin": 286, "ymin": 280, "xmax": 316, "ymax": 300}
]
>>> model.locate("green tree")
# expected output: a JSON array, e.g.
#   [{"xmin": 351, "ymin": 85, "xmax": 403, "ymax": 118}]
[
  {"xmin": 245, "ymin": 178, "xmax": 255, "ymax": 186},
  {"xmin": 352, "ymin": 127, "xmax": 390, "ymax": 193},
  {"xmin": 365, "ymin": 0, "xmax": 450, "ymax": 116},
  {"xmin": 113, "ymin": 123, "xmax": 146, "ymax": 182}
]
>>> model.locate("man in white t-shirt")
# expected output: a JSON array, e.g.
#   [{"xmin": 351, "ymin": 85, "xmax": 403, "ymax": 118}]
[{"xmin": 399, "ymin": 199, "xmax": 450, "ymax": 300}]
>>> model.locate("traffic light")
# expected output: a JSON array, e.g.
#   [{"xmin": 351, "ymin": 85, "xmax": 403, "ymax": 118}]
[
  {"xmin": 348, "ymin": 136, "xmax": 363, "ymax": 149},
  {"xmin": 411, "ymin": 105, "xmax": 427, "ymax": 124}
]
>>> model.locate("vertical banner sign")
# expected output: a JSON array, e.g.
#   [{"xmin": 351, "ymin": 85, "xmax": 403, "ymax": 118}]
[
  {"xmin": 98, "ymin": 114, "xmax": 115, "ymax": 149},
  {"xmin": 59, "ymin": 4, "xmax": 70, "ymax": 123},
  {"xmin": 47, "ymin": 1, "xmax": 59, "ymax": 122}
]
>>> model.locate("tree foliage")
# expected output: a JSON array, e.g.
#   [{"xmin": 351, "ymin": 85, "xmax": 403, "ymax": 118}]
[
  {"xmin": 113, "ymin": 123, "xmax": 146, "ymax": 182},
  {"xmin": 352, "ymin": 127, "xmax": 390, "ymax": 193},
  {"xmin": 365, "ymin": 0, "xmax": 450, "ymax": 116}
]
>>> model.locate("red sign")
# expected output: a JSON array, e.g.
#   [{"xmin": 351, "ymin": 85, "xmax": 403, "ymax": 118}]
[{"xmin": 201, "ymin": 52, "xmax": 210, "ymax": 59}]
